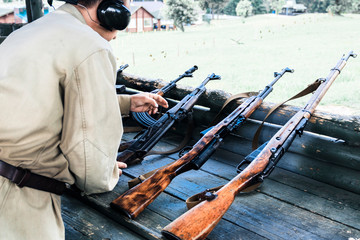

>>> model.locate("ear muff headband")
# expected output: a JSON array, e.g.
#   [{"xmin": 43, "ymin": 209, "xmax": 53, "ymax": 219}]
[
  {"xmin": 48, "ymin": 0, "xmax": 131, "ymax": 31},
  {"xmin": 97, "ymin": 0, "xmax": 131, "ymax": 31}
]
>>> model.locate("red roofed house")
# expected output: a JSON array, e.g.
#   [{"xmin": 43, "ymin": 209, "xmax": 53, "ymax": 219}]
[
  {"xmin": 127, "ymin": 5, "xmax": 155, "ymax": 32},
  {"xmin": 125, "ymin": 0, "xmax": 174, "ymax": 32}
]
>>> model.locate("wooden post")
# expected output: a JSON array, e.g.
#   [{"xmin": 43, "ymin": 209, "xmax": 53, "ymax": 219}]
[{"xmin": 25, "ymin": 0, "xmax": 44, "ymax": 23}]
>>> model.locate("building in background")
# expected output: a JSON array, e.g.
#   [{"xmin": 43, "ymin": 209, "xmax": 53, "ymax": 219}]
[
  {"xmin": 281, "ymin": 0, "xmax": 307, "ymax": 15},
  {"xmin": 127, "ymin": 0, "xmax": 174, "ymax": 32},
  {"xmin": 127, "ymin": 5, "xmax": 155, "ymax": 32}
]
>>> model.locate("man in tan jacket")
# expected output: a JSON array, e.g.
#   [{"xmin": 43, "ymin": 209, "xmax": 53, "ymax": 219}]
[{"xmin": 0, "ymin": 0, "xmax": 167, "ymax": 239}]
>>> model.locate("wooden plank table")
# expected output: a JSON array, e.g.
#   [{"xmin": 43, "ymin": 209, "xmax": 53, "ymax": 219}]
[{"xmin": 62, "ymin": 130, "xmax": 360, "ymax": 240}]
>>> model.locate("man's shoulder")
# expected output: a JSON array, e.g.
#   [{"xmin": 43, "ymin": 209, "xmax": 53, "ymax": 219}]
[{"xmin": 37, "ymin": 8, "xmax": 111, "ymax": 55}]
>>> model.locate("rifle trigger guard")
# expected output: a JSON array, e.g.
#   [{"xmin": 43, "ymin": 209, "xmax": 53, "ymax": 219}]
[{"xmin": 236, "ymin": 159, "xmax": 252, "ymax": 173}]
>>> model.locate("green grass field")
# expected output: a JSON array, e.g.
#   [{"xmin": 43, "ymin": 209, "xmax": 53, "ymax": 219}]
[{"xmin": 111, "ymin": 13, "xmax": 360, "ymax": 115}]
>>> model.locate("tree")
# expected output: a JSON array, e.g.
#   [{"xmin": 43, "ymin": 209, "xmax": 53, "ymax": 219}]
[
  {"xmin": 199, "ymin": 0, "xmax": 229, "ymax": 19},
  {"xmin": 351, "ymin": 0, "xmax": 360, "ymax": 13},
  {"xmin": 252, "ymin": 0, "xmax": 267, "ymax": 14},
  {"xmin": 327, "ymin": 0, "xmax": 352, "ymax": 15},
  {"xmin": 166, "ymin": 0, "xmax": 197, "ymax": 32},
  {"xmin": 223, "ymin": 0, "xmax": 240, "ymax": 15},
  {"xmin": 297, "ymin": 0, "xmax": 331, "ymax": 13},
  {"xmin": 225, "ymin": 0, "xmax": 267, "ymax": 15},
  {"xmin": 236, "ymin": 0, "xmax": 253, "ymax": 17}
]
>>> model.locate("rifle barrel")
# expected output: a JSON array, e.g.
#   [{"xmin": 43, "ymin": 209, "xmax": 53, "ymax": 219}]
[{"xmin": 304, "ymin": 51, "xmax": 356, "ymax": 113}]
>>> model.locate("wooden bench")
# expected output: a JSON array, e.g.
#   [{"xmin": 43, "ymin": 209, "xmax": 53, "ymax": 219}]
[{"xmin": 62, "ymin": 73, "xmax": 360, "ymax": 239}]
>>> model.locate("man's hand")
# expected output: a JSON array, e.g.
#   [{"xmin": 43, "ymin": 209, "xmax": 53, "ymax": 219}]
[
  {"xmin": 130, "ymin": 92, "xmax": 169, "ymax": 115},
  {"xmin": 118, "ymin": 162, "xmax": 127, "ymax": 176}
]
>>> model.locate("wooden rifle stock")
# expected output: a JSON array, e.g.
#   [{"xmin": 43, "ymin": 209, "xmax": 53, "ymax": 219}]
[
  {"xmin": 161, "ymin": 51, "xmax": 356, "ymax": 240},
  {"xmin": 161, "ymin": 165, "xmax": 265, "ymax": 240},
  {"xmin": 111, "ymin": 158, "xmax": 186, "ymax": 219}
]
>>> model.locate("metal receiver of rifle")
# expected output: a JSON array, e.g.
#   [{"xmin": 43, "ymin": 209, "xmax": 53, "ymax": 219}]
[
  {"xmin": 110, "ymin": 68, "xmax": 292, "ymax": 220},
  {"xmin": 161, "ymin": 51, "xmax": 356, "ymax": 240},
  {"xmin": 132, "ymin": 65, "xmax": 198, "ymax": 127},
  {"xmin": 115, "ymin": 64, "xmax": 130, "ymax": 93},
  {"xmin": 116, "ymin": 73, "xmax": 220, "ymax": 165}
]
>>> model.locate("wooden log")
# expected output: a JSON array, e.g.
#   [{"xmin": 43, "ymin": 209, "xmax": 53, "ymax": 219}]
[{"xmin": 117, "ymin": 73, "xmax": 360, "ymax": 147}]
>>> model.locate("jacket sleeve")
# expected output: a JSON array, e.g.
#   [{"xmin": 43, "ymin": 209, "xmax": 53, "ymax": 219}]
[
  {"xmin": 60, "ymin": 49, "xmax": 123, "ymax": 194},
  {"xmin": 118, "ymin": 94, "xmax": 131, "ymax": 115}
]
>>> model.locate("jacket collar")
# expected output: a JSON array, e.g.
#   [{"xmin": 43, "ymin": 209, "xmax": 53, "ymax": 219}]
[{"xmin": 57, "ymin": 3, "xmax": 87, "ymax": 25}]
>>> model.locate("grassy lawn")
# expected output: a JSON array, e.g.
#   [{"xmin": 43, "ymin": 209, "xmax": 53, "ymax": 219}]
[{"xmin": 111, "ymin": 13, "xmax": 360, "ymax": 115}]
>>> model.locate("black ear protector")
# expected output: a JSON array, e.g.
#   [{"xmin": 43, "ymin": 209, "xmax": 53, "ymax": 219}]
[
  {"xmin": 97, "ymin": 0, "xmax": 131, "ymax": 31},
  {"xmin": 48, "ymin": 0, "xmax": 131, "ymax": 31}
]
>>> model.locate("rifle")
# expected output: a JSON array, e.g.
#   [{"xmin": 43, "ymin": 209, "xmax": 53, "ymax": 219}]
[
  {"xmin": 116, "ymin": 64, "xmax": 129, "ymax": 93},
  {"xmin": 132, "ymin": 65, "xmax": 198, "ymax": 127},
  {"xmin": 118, "ymin": 66, "xmax": 198, "ymax": 151},
  {"xmin": 161, "ymin": 51, "xmax": 357, "ymax": 240},
  {"xmin": 117, "ymin": 73, "xmax": 221, "ymax": 165},
  {"xmin": 152, "ymin": 65, "xmax": 198, "ymax": 96},
  {"xmin": 111, "ymin": 67, "xmax": 294, "ymax": 219}
]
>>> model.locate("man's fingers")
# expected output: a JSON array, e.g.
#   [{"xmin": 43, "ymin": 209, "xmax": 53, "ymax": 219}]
[
  {"xmin": 151, "ymin": 94, "xmax": 168, "ymax": 108},
  {"xmin": 130, "ymin": 92, "xmax": 168, "ymax": 113},
  {"xmin": 146, "ymin": 97, "xmax": 159, "ymax": 109},
  {"xmin": 117, "ymin": 161, "xmax": 127, "ymax": 169},
  {"xmin": 117, "ymin": 161, "xmax": 127, "ymax": 176}
]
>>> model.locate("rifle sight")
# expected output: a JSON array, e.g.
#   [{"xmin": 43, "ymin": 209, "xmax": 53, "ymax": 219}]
[
  {"xmin": 274, "ymin": 67, "xmax": 293, "ymax": 77},
  {"xmin": 208, "ymin": 73, "xmax": 221, "ymax": 80},
  {"xmin": 344, "ymin": 51, "xmax": 357, "ymax": 61}
]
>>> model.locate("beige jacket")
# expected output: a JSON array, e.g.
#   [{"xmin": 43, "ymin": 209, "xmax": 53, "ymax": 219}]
[{"xmin": 0, "ymin": 4, "xmax": 130, "ymax": 239}]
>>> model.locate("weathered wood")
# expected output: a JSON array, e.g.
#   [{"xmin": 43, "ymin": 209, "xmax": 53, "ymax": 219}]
[
  {"xmin": 66, "ymin": 177, "xmax": 165, "ymax": 240},
  {"xmin": 62, "ymin": 192, "xmax": 146, "ymax": 240},
  {"xmin": 243, "ymin": 103, "xmax": 360, "ymax": 147},
  {"xmin": 66, "ymin": 172, "xmax": 261, "ymax": 240},
  {"xmin": 63, "ymin": 127, "xmax": 360, "ymax": 240}
]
